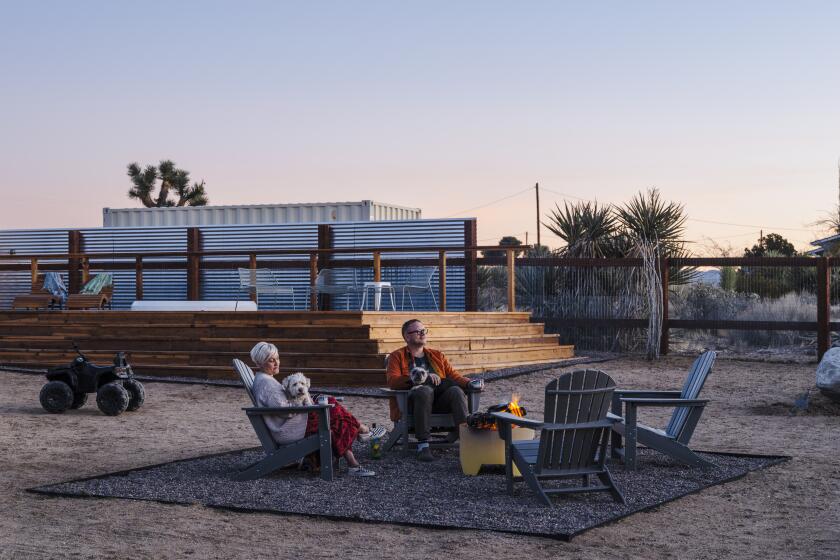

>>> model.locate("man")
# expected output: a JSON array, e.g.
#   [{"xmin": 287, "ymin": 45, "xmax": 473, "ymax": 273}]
[{"xmin": 386, "ymin": 318, "xmax": 484, "ymax": 461}]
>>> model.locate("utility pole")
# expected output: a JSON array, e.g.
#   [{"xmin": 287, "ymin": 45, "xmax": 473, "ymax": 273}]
[{"xmin": 535, "ymin": 182, "xmax": 540, "ymax": 248}]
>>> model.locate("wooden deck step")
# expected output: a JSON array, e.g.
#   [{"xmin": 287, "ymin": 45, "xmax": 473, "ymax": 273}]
[{"xmin": 0, "ymin": 310, "xmax": 574, "ymax": 386}]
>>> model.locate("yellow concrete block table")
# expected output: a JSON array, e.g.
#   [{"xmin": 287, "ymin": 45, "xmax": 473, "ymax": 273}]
[{"xmin": 459, "ymin": 424, "xmax": 535, "ymax": 476}]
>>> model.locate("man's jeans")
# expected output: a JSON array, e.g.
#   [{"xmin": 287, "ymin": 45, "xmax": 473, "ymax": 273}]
[{"xmin": 408, "ymin": 385, "xmax": 468, "ymax": 441}]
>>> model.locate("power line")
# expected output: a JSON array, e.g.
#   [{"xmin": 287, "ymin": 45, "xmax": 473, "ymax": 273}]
[
  {"xmin": 538, "ymin": 186, "xmax": 816, "ymax": 233},
  {"xmin": 443, "ymin": 185, "xmax": 534, "ymax": 218},
  {"xmin": 685, "ymin": 217, "xmax": 812, "ymax": 232}
]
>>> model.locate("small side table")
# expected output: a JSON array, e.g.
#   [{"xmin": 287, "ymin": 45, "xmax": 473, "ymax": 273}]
[{"xmin": 360, "ymin": 281, "xmax": 396, "ymax": 311}]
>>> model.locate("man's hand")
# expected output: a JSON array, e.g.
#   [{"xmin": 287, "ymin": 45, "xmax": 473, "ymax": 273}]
[{"xmin": 429, "ymin": 373, "xmax": 441, "ymax": 386}]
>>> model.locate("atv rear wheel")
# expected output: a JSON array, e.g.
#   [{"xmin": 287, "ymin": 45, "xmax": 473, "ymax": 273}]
[
  {"xmin": 124, "ymin": 379, "xmax": 145, "ymax": 411},
  {"xmin": 96, "ymin": 382, "xmax": 130, "ymax": 416},
  {"xmin": 70, "ymin": 391, "xmax": 88, "ymax": 409},
  {"xmin": 40, "ymin": 381, "xmax": 74, "ymax": 413}
]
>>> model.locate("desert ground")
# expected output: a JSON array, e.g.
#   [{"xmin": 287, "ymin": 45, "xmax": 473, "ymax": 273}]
[{"xmin": 2, "ymin": 355, "xmax": 838, "ymax": 560}]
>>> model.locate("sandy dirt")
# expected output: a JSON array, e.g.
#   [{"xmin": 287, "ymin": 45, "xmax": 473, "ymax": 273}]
[{"xmin": 2, "ymin": 356, "xmax": 838, "ymax": 560}]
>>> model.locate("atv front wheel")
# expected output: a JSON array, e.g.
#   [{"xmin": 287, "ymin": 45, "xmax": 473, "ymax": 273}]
[
  {"xmin": 70, "ymin": 391, "xmax": 88, "ymax": 409},
  {"xmin": 96, "ymin": 382, "xmax": 130, "ymax": 416},
  {"xmin": 124, "ymin": 379, "xmax": 145, "ymax": 411},
  {"xmin": 40, "ymin": 381, "xmax": 74, "ymax": 413}
]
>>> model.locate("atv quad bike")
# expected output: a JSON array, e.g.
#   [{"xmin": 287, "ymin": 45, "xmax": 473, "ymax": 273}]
[{"xmin": 39, "ymin": 345, "xmax": 145, "ymax": 416}]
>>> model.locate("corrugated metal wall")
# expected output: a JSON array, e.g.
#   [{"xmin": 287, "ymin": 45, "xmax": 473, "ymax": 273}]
[
  {"xmin": 80, "ymin": 227, "xmax": 188, "ymax": 309},
  {"xmin": 0, "ymin": 229, "xmax": 69, "ymax": 309},
  {"xmin": 103, "ymin": 201, "xmax": 422, "ymax": 227},
  {"xmin": 0, "ymin": 220, "xmax": 466, "ymax": 311},
  {"xmin": 199, "ymin": 223, "xmax": 317, "ymax": 309},
  {"xmin": 331, "ymin": 219, "xmax": 465, "ymax": 311}
]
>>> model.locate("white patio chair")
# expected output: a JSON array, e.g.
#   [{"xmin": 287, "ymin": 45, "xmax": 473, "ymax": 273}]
[
  {"xmin": 393, "ymin": 266, "xmax": 438, "ymax": 311},
  {"xmin": 314, "ymin": 268, "xmax": 364, "ymax": 310},
  {"xmin": 237, "ymin": 268, "xmax": 297, "ymax": 310}
]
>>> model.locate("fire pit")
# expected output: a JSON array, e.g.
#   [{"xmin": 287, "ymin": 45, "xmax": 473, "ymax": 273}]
[{"xmin": 460, "ymin": 395, "xmax": 535, "ymax": 476}]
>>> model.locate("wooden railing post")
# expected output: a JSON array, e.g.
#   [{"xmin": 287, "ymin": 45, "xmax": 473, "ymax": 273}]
[
  {"xmin": 30, "ymin": 258, "xmax": 38, "ymax": 288},
  {"xmin": 506, "ymin": 249, "xmax": 515, "ymax": 312},
  {"xmin": 186, "ymin": 227, "xmax": 201, "ymax": 300},
  {"xmin": 373, "ymin": 251, "xmax": 381, "ymax": 282},
  {"xmin": 82, "ymin": 257, "xmax": 90, "ymax": 284},
  {"xmin": 317, "ymin": 225, "xmax": 333, "ymax": 311},
  {"xmin": 249, "ymin": 253, "xmax": 257, "ymax": 303},
  {"xmin": 817, "ymin": 257, "xmax": 830, "ymax": 361},
  {"xmin": 464, "ymin": 219, "xmax": 478, "ymax": 311},
  {"xmin": 68, "ymin": 230, "xmax": 82, "ymax": 293},
  {"xmin": 309, "ymin": 252, "xmax": 318, "ymax": 311},
  {"xmin": 438, "ymin": 250, "xmax": 447, "ymax": 312},
  {"xmin": 660, "ymin": 257, "xmax": 670, "ymax": 355},
  {"xmin": 135, "ymin": 256, "xmax": 144, "ymax": 300}
]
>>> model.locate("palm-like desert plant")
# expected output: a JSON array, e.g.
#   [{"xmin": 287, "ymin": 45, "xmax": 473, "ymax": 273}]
[{"xmin": 544, "ymin": 201, "xmax": 624, "ymax": 257}]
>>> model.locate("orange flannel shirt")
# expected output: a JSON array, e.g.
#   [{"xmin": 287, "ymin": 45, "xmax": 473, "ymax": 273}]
[{"xmin": 385, "ymin": 346, "xmax": 470, "ymax": 421}]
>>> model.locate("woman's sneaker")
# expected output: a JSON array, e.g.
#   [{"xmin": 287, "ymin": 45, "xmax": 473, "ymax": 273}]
[{"xmin": 348, "ymin": 465, "xmax": 376, "ymax": 477}]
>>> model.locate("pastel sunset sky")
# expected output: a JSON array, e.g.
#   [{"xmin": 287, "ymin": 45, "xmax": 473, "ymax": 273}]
[{"xmin": 1, "ymin": 1, "xmax": 838, "ymax": 253}]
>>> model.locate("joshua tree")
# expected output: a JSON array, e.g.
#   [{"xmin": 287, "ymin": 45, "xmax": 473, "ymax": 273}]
[
  {"xmin": 811, "ymin": 157, "xmax": 840, "ymax": 236},
  {"xmin": 127, "ymin": 160, "xmax": 209, "ymax": 207}
]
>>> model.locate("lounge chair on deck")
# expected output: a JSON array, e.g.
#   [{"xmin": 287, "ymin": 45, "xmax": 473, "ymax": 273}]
[
  {"xmin": 66, "ymin": 274, "xmax": 113, "ymax": 310},
  {"xmin": 314, "ymin": 268, "xmax": 364, "ymax": 310},
  {"xmin": 492, "ymin": 369, "xmax": 625, "ymax": 506},
  {"xmin": 232, "ymin": 359, "xmax": 334, "ymax": 481},
  {"xmin": 12, "ymin": 274, "xmax": 63, "ymax": 310},
  {"xmin": 609, "ymin": 350, "xmax": 716, "ymax": 469},
  {"xmin": 391, "ymin": 266, "xmax": 438, "ymax": 311}
]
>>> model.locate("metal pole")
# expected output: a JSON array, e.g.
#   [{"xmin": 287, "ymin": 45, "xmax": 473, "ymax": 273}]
[
  {"xmin": 535, "ymin": 182, "xmax": 540, "ymax": 248},
  {"xmin": 507, "ymin": 248, "xmax": 515, "ymax": 312}
]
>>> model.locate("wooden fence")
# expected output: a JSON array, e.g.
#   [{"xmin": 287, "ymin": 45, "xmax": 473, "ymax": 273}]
[{"xmin": 1, "ymin": 233, "xmax": 835, "ymax": 358}]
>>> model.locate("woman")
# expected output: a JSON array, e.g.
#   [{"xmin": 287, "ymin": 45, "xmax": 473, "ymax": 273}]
[{"xmin": 250, "ymin": 341, "xmax": 375, "ymax": 477}]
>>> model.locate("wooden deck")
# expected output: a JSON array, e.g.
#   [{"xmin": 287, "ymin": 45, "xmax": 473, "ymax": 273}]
[{"xmin": 0, "ymin": 311, "xmax": 574, "ymax": 386}]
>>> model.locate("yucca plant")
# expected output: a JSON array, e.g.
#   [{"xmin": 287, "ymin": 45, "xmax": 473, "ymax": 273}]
[
  {"xmin": 544, "ymin": 201, "xmax": 623, "ymax": 258},
  {"xmin": 616, "ymin": 188, "xmax": 696, "ymax": 285}
]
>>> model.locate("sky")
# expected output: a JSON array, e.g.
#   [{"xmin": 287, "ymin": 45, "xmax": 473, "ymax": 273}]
[{"xmin": 1, "ymin": 1, "xmax": 839, "ymax": 254}]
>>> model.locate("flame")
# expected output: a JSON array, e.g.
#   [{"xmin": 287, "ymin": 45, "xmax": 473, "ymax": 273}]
[
  {"xmin": 508, "ymin": 393, "xmax": 525, "ymax": 417},
  {"xmin": 467, "ymin": 395, "xmax": 527, "ymax": 431}
]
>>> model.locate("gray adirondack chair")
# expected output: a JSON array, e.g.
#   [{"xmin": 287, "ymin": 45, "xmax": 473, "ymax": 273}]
[
  {"xmin": 381, "ymin": 356, "xmax": 481, "ymax": 455},
  {"xmin": 609, "ymin": 350, "xmax": 716, "ymax": 470},
  {"xmin": 232, "ymin": 359, "xmax": 334, "ymax": 481},
  {"xmin": 492, "ymin": 369, "xmax": 625, "ymax": 506}
]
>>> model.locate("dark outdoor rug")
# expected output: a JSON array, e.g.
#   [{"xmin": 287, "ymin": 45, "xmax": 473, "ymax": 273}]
[{"xmin": 29, "ymin": 443, "xmax": 786, "ymax": 541}]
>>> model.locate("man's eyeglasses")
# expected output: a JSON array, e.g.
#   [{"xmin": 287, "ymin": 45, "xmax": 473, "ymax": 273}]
[{"xmin": 406, "ymin": 328, "xmax": 429, "ymax": 336}]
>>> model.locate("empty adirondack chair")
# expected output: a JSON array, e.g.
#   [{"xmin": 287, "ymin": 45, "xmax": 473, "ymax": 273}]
[
  {"xmin": 381, "ymin": 355, "xmax": 482, "ymax": 455},
  {"xmin": 232, "ymin": 359, "xmax": 334, "ymax": 481},
  {"xmin": 66, "ymin": 273, "xmax": 113, "ymax": 310},
  {"xmin": 492, "ymin": 369, "xmax": 625, "ymax": 506},
  {"xmin": 609, "ymin": 350, "xmax": 716, "ymax": 470}
]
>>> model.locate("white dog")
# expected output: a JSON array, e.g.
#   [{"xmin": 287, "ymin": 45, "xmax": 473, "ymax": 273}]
[
  {"xmin": 409, "ymin": 366, "xmax": 429, "ymax": 391},
  {"xmin": 281, "ymin": 372, "xmax": 313, "ymax": 405}
]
